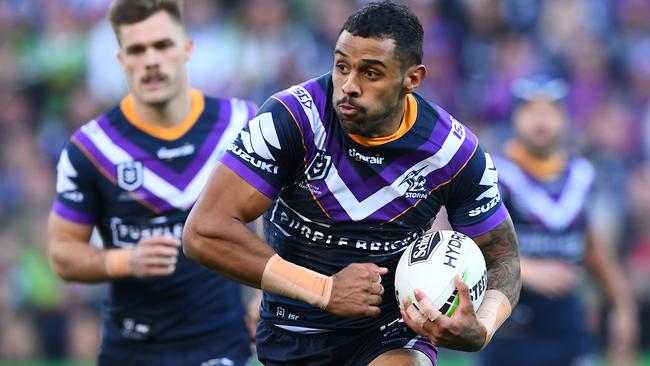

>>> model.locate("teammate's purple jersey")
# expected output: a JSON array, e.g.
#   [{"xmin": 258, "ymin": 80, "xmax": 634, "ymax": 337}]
[
  {"xmin": 53, "ymin": 90, "xmax": 255, "ymax": 344},
  {"xmin": 222, "ymin": 74, "xmax": 508, "ymax": 331},
  {"xmin": 490, "ymin": 155, "xmax": 595, "ymax": 340},
  {"xmin": 494, "ymin": 155, "xmax": 594, "ymax": 263}
]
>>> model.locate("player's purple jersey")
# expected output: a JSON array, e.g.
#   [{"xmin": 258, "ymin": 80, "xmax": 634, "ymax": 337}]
[
  {"xmin": 52, "ymin": 90, "xmax": 255, "ymax": 344},
  {"xmin": 222, "ymin": 74, "xmax": 508, "ymax": 331},
  {"xmin": 494, "ymin": 156, "xmax": 594, "ymax": 263}
]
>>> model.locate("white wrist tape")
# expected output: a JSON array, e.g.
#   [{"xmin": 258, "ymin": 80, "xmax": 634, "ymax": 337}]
[
  {"xmin": 476, "ymin": 290, "xmax": 512, "ymax": 348},
  {"xmin": 105, "ymin": 248, "xmax": 132, "ymax": 278}
]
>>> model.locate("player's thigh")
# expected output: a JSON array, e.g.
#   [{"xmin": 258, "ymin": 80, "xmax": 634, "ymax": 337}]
[{"xmin": 369, "ymin": 349, "xmax": 433, "ymax": 366}]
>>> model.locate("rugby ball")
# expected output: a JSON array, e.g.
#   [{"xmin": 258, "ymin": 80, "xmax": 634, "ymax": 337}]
[{"xmin": 395, "ymin": 230, "xmax": 487, "ymax": 316}]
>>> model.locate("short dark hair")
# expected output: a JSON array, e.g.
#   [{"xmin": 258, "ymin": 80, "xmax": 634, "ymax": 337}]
[
  {"xmin": 341, "ymin": 1, "xmax": 423, "ymax": 68},
  {"xmin": 109, "ymin": 0, "xmax": 184, "ymax": 36}
]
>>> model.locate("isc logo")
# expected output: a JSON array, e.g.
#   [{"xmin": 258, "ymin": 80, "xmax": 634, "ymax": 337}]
[{"xmin": 408, "ymin": 232, "xmax": 441, "ymax": 265}]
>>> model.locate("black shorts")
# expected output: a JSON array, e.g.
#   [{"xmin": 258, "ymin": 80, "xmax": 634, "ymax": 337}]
[
  {"xmin": 256, "ymin": 316, "xmax": 437, "ymax": 366},
  {"xmin": 98, "ymin": 331, "xmax": 253, "ymax": 366}
]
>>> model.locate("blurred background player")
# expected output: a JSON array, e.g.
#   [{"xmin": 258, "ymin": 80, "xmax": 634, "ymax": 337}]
[
  {"xmin": 184, "ymin": 1, "xmax": 520, "ymax": 365},
  {"xmin": 47, "ymin": 0, "xmax": 257, "ymax": 365},
  {"xmin": 477, "ymin": 75, "xmax": 639, "ymax": 366}
]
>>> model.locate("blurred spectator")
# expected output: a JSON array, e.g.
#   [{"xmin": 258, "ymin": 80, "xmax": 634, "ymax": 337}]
[
  {"xmin": 410, "ymin": 0, "xmax": 463, "ymax": 114},
  {"xmin": 230, "ymin": 0, "xmax": 320, "ymax": 102},
  {"xmin": 625, "ymin": 164, "xmax": 650, "ymax": 349},
  {"xmin": 0, "ymin": 0, "xmax": 649, "ymax": 362},
  {"xmin": 308, "ymin": 0, "xmax": 357, "ymax": 74},
  {"xmin": 564, "ymin": 33, "xmax": 613, "ymax": 134},
  {"xmin": 65, "ymin": 307, "xmax": 100, "ymax": 361},
  {"xmin": 0, "ymin": 310, "xmax": 38, "ymax": 361},
  {"xmin": 85, "ymin": 18, "xmax": 126, "ymax": 104},
  {"xmin": 185, "ymin": 0, "xmax": 242, "ymax": 96}
]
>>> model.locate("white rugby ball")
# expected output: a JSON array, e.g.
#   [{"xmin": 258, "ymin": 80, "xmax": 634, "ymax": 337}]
[{"xmin": 395, "ymin": 230, "xmax": 487, "ymax": 316}]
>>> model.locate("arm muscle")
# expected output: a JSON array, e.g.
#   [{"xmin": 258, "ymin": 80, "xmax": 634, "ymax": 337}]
[
  {"xmin": 48, "ymin": 213, "xmax": 109, "ymax": 282},
  {"xmin": 183, "ymin": 163, "xmax": 277, "ymax": 288},
  {"xmin": 473, "ymin": 216, "xmax": 521, "ymax": 307}
]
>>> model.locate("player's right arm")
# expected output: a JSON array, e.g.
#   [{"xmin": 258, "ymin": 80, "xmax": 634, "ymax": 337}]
[
  {"xmin": 49, "ymin": 214, "xmax": 110, "ymax": 282},
  {"xmin": 183, "ymin": 97, "xmax": 386, "ymax": 317},
  {"xmin": 48, "ymin": 142, "xmax": 179, "ymax": 283},
  {"xmin": 48, "ymin": 215, "xmax": 180, "ymax": 282}
]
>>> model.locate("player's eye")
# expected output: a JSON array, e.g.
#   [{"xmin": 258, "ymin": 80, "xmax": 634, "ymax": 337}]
[
  {"xmin": 125, "ymin": 45, "xmax": 146, "ymax": 55},
  {"xmin": 335, "ymin": 64, "xmax": 349, "ymax": 74},
  {"xmin": 153, "ymin": 40, "xmax": 174, "ymax": 50},
  {"xmin": 365, "ymin": 70, "xmax": 380, "ymax": 79}
]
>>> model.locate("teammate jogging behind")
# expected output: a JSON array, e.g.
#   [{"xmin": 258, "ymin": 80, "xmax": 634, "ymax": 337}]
[
  {"xmin": 477, "ymin": 75, "xmax": 638, "ymax": 366},
  {"xmin": 48, "ymin": 1, "xmax": 256, "ymax": 365}
]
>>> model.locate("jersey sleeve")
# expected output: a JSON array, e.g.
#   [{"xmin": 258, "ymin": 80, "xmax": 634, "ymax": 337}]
[
  {"xmin": 51, "ymin": 140, "xmax": 101, "ymax": 225},
  {"xmin": 220, "ymin": 96, "xmax": 305, "ymax": 199},
  {"xmin": 444, "ymin": 144, "xmax": 509, "ymax": 237}
]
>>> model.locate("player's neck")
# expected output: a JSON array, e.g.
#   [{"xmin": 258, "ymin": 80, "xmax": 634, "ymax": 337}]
[
  {"xmin": 133, "ymin": 88, "xmax": 192, "ymax": 128},
  {"xmin": 366, "ymin": 97, "xmax": 407, "ymax": 138},
  {"xmin": 383, "ymin": 97, "xmax": 408, "ymax": 137},
  {"xmin": 505, "ymin": 140, "xmax": 566, "ymax": 179}
]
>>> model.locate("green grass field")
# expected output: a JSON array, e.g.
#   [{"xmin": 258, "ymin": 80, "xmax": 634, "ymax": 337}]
[{"xmin": 2, "ymin": 351, "xmax": 649, "ymax": 366}]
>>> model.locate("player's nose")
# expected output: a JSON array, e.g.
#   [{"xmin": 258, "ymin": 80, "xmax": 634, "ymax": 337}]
[
  {"xmin": 143, "ymin": 47, "xmax": 162, "ymax": 68},
  {"xmin": 341, "ymin": 73, "xmax": 361, "ymax": 97}
]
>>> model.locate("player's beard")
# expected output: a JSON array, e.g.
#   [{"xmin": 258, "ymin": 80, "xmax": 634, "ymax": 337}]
[
  {"xmin": 335, "ymin": 97, "xmax": 368, "ymax": 134},
  {"xmin": 335, "ymin": 96, "xmax": 403, "ymax": 138}
]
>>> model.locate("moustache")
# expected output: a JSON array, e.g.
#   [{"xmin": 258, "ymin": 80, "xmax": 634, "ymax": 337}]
[
  {"xmin": 141, "ymin": 72, "xmax": 168, "ymax": 83},
  {"xmin": 335, "ymin": 98, "xmax": 367, "ymax": 112}
]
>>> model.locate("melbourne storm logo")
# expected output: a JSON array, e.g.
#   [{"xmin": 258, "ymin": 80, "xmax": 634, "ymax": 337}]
[{"xmin": 399, "ymin": 166, "xmax": 428, "ymax": 199}]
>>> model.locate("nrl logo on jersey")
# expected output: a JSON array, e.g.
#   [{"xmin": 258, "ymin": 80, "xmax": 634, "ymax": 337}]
[
  {"xmin": 399, "ymin": 166, "xmax": 428, "ymax": 199},
  {"xmin": 306, "ymin": 150, "xmax": 332, "ymax": 181},
  {"xmin": 117, "ymin": 161, "xmax": 144, "ymax": 191}
]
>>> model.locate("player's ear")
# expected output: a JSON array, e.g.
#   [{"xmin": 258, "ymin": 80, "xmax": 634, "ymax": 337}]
[
  {"xmin": 116, "ymin": 50, "xmax": 126, "ymax": 71},
  {"xmin": 184, "ymin": 36, "xmax": 194, "ymax": 62},
  {"xmin": 403, "ymin": 64, "xmax": 426, "ymax": 95}
]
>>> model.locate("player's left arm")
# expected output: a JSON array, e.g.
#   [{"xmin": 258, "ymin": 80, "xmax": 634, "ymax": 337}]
[
  {"xmin": 472, "ymin": 216, "xmax": 521, "ymax": 345},
  {"xmin": 402, "ymin": 146, "xmax": 521, "ymax": 351},
  {"xmin": 584, "ymin": 228, "xmax": 638, "ymax": 364},
  {"xmin": 443, "ymin": 146, "xmax": 521, "ymax": 349}
]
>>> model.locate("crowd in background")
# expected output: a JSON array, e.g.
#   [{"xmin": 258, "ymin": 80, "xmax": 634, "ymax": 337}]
[{"xmin": 0, "ymin": 0, "xmax": 649, "ymax": 362}]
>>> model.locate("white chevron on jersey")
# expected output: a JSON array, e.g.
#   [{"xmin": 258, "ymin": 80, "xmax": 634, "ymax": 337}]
[
  {"xmin": 56, "ymin": 149, "xmax": 79, "ymax": 193},
  {"xmin": 475, "ymin": 153, "xmax": 499, "ymax": 201},
  {"xmin": 240, "ymin": 112, "xmax": 280, "ymax": 161},
  {"xmin": 213, "ymin": 98, "xmax": 253, "ymax": 158},
  {"xmin": 79, "ymin": 99, "xmax": 251, "ymax": 210},
  {"xmin": 496, "ymin": 156, "xmax": 594, "ymax": 231},
  {"xmin": 286, "ymin": 85, "xmax": 466, "ymax": 221}
]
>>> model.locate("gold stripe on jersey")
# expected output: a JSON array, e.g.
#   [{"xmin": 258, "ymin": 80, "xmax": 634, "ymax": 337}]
[
  {"xmin": 71, "ymin": 136, "xmax": 161, "ymax": 214},
  {"xmin": 120, "ymin": 89, "xmax": 205, "ymax": 141},
  {"xmin": 348, "ymin": 93, "xmax": 418, "ymax": 147}
]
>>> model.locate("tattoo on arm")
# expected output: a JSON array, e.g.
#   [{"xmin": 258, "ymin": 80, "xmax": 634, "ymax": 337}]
[{"xmin": 475, "ymin": 216, "xmax": 521, "ymax": 307}]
